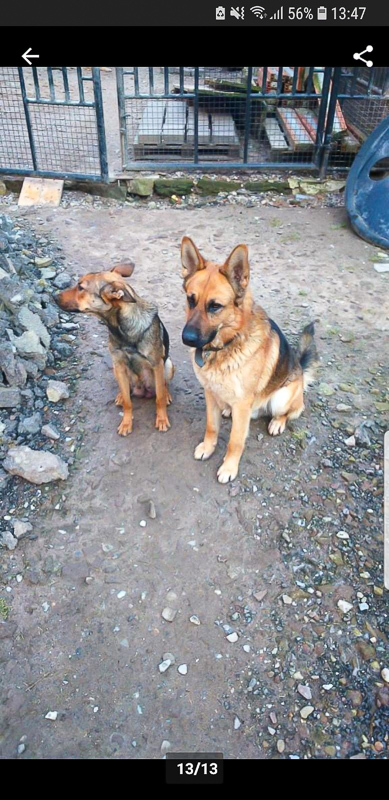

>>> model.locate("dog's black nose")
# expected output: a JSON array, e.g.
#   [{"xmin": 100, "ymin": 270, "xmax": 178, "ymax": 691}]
[
  {"xmin": 182, "ymin": 324, "xmax": 201, "ymax": 347},
  {"xmin": 182, "ymin": 324, "xmax": 216, "ymax": 349}
]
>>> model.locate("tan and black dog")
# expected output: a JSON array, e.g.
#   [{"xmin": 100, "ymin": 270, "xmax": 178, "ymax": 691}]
[
  {"xmin": 56, "ymin": 263, "xmax": 173, "ymax": 435},
  {"xmin": 181, "ymin": 236, "xmax": 318, "ymax": 484}
]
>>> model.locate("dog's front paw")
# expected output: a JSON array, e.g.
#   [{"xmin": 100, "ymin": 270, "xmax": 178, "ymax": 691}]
[
  {"xmin": 194, "ymin": 441, "xmax": 216, "ymax": 461},
  {"xmin": 217, "ymin": 460, "xmax": 239, "ymax": 484},
  {"xmin": 117, "ymin": 417, "xmax": 133, "ymax": 436},
  {"xmin": 155, "ymin": 412, "xmax": 170, "ymax": 432}
]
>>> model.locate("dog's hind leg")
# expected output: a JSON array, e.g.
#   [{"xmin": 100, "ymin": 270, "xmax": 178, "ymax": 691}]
[
  {"xmin": 113, "ymin": 362, "xmax": 133, "ymax": 436},
  {"xmin": 268, "ymin": 381, "xmax": 304, "ymax": 436},
  {"xmin": 154, "ymin": 360, "xmax": 171, "ymax": 432}
]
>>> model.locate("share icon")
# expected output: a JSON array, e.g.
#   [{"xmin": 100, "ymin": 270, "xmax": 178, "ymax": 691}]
[{"xmin": 353, "ymin": 45, "xmax": 373, "ymax": 68}]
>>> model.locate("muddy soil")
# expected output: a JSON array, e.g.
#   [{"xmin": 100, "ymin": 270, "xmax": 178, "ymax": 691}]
[{"xmin": 0, "ymin": 201, "xmax": 388, "ymax": 760}]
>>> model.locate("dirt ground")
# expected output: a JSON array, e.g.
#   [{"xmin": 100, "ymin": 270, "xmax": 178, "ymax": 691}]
[{"xmin": 1, "ymin": 199, "xmax": 388, "ymax": 760}]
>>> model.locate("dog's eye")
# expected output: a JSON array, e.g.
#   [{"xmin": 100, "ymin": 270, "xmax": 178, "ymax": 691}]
[
  {"xmin": 187, "ymin": 294, "xmax": 196, "ymax": 309},
  {"xmin": 207, "ymin": 301, "xmax": 223, "ymax": 313}
]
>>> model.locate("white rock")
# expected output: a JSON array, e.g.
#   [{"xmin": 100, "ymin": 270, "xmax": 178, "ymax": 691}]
[
  {"xmin": 162, "ymin": 607, "xmax": 177, "ymax": 622},
  {"xmin": 226, "ymin": 632, "xmax": 238, "ymax": 643},
  {"xmin": 345, "ymin": 435, "xmax": 356, "ymax": 447},
  {"xmin": 336, "ymin": 530, "xmax": 349, "ymax": 539},
  {"xmin": 282, "ymin": 595, "xmax": 292, "ymax": 605},
  {"xmin": 277, "ymin": 739, "xmax": 285, "ymax": 753},
  {"xmin": 178, "ymin": 664, "xmax": 188, "ymax": 675},
  {"xmin": 159, "ymin": 659, "xmax": 172, "ymax": 673},
  {"xmin": 0, "ymin": 530, "xmax": 18, "ymax": 550},
  {"xmin": 300, "ymin": 705, "xmax": 314, "ymax": 719},
  {"xmin": 12, "ymin": 519, "xmax": 32, "ymax": 539},
  {"xmin": 3, "ymin": 446, "xmax": 68, "ymax": 484},
  {"xmin": 337, "ymin": 599, "xmax": 353, "ymax": 614},
  {"xmin": 45, "ymin": 711, "xmax": 58, "ymax": 720},
  {"xmin": 139, "ymin": 520, "xmax": 146, "ymax": 527},
  {"xmin": 189, "ymin": 615, "xmax": 200, "ymax": 625},
  {"xmin": 234, "ymin": 716, "xmax": 242, "ymax": 729},
  {"xmin": 46, "ymin": 380, "xmax": 70, "ymax": 402},
  {"xmin": 381, "ymin": 668, "xmax": 389, "ymax": 683},
  {"xmin": 161, "ymin": 740, "xmax": 172, "ymax": 754},
  {"xmin": 163, "ymin": 652, "xmax": 176, "ymax": 665},
  {"xmin": 243, "ymin": 645, "xmax": 250, "ymax": 653},
  {"xmin": 297, "ymin": 684, "xmax": 312, "ymax": 700},
  {"xmin": 117, "ymin": 591, "xmax": 126, "ymax": 599}
]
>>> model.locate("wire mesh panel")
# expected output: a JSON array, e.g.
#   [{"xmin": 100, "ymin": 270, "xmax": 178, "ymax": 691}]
[
  {"xmin": 0, "ymin": 67, "xmax": 108, "ymax": 181},
  {"xmin": 116, "ymin": 66, "xmax": 334, "ymax": 171},
  {"xmin": 0, "ymin": 68, "xmax": 34, "ymax": 171},
  {"xmin": 117, "ymin": 66, "xmax": 389, "ymax": 174},
  {"xmin": 328, "ymin": 66, "xmax": 389, "ymax": 170}
]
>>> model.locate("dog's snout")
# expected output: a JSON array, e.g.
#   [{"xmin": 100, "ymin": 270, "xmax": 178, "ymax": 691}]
[
  {"xmin": 182, "ymin": 323, "xmax": 217, "ymax": 349},
  {"xmin": 182, "ymin": 324, "xmax": 201, "ymax": 348}
]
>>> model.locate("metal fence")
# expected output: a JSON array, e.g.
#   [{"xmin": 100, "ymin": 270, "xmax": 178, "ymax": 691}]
[
  {"xmin": 116, "ymin": 66, "xmax": 389, "ymax": 176},
  {"xmin": 0, "ymin": 66, "xmax": 388, "ymax": 182},
  {"xmin": 0, "ymin": 67, "xmax": 108, "ymax": 182}
]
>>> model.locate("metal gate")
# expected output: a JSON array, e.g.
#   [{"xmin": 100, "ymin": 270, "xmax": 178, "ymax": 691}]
[
  {"xmin": 116, "ymin": 66, "xmax": 337, "ymax": 173},
  {"xmin": 0, "ymin": 67, "xmax": 108, "ymax": 182},
  {"xmin": 116, "ymin": 66, "xmax": 389, "ymax": 176}
]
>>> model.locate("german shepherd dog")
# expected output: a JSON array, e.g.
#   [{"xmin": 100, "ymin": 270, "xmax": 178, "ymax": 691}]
[
  {"xmin": 181, "ymin": 237, "xmax": 318, "ymax": 484},
  {"xmin": 55, "ymin": 263, "xmax": 174, "ymax": 435}
]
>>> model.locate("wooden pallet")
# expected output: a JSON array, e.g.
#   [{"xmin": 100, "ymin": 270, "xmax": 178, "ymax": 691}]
[{"xmin": 134, "ymin": 98, "xmax": 240, "ymax": 159}]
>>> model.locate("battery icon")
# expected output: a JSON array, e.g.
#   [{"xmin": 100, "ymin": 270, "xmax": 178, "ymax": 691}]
[{"xmin": 317, "ymin": 6, "xmax": 327, "ymax": 19}]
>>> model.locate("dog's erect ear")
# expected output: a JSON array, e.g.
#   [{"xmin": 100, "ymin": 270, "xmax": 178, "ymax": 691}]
[
  {"xmin": 181, "ymin": 237, "xmax": 205, "ymax": 279},
  {"xmin": 110, "ymin": 262, "xmax": 135, "ymax": 278},
  {"xmin": 100, "ymin": 281, "xmax": 136, "ymax": 304},
  {"xmin": 220, "ymin": 244, "xmax": 250, "ymax": 298}
]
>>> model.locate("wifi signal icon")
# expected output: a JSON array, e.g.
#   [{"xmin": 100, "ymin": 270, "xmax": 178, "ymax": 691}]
[{"xmin": 250, "ymin": 5, "xmax": 266, "ymax": 16}]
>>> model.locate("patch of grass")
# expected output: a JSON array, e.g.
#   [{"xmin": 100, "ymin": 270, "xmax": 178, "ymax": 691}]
[
  {"xmin": 369, "ymin": 254, "xmax": 388, "ymax": 263},
  {"xmin": 269, "ymin": 218, "xmax": 282, "ymax": 227},
  {"xmin": 298, "ymin": 290, "xmax": 308, "ymax": 296},
  {"xmin": 327, "ymin": 326, "xmax": 340, "ymax": 336},
  {"xmin": 281, "ymin": 232, "xmax": 301, "ymax": 242},
  {"xmin": 330, "ymin": 222, "xmax": 347, "ymax": 230},
  {"xmin": 0, "ymin": 598, "xmax": 10, "ymax": 620}
]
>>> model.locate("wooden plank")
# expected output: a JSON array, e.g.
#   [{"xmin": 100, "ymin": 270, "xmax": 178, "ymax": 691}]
[
  {"xmin": 137, "ymin": 99, "xmax": 166, "ymax": 144},
  {"xmin": 161, "ymin": 99, "xmax": 186, "ymax": 143},
  {"xmin": 276, "ymin": 107, "xmax": 315, "ymax": 150},
  {"xmin": 295, "ymin": 107, "xmax": 318, "ymax": 140},
  {"xmin": 18, "ymin": 177, "xmax": 63, "ymax": 207},
  {"xmin": 186, "ymin": 107, "xmax": 211, "ymax": 144},
  {"xmin": 210, "ymin": 113, "xmax": 238, "ymax": 144},
  {"xmin": 264, "ymin": 117, "xmax": 291, "ymax": 152}
]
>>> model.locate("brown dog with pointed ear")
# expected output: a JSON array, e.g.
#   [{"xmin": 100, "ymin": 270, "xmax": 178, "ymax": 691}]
[
  {"xmin": 181, "ymin": 237, "xmax": 318, "ymax": 484},
  {"xmin": 56, "ymin": 263, "xmax": 174, "ymax": 435}
]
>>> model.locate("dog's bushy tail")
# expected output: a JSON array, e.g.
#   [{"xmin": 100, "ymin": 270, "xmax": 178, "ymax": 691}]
[{"xmin": 297, "ymin": 322, "xmax": 319, "ymax": 389}]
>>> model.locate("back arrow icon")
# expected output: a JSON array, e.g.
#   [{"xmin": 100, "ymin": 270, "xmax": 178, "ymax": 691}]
[{"xmin": 22, "ymin": 48, "xmax": 40, "ymax": 66}]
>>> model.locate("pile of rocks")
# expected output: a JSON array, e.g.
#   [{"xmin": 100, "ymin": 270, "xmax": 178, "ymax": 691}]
[{"xmin": 0, "ymin": 213, "xmax": 77, "ymax": 550}]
